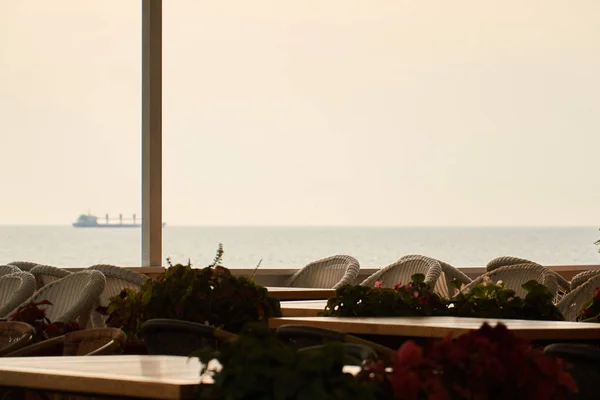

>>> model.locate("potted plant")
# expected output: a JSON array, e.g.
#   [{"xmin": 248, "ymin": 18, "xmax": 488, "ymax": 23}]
[
  {"xmin": 8, "ymin": 300, "xmax": 80, "ymax": 347},
  {"xmin": 449, "ymin": 278, "xmax": 564, "ymax": 321},
  {"xmin": 357, "ymin": 323, "xmax": 577, "ymax": 400},
  {"xmin": 196, "ymin": 323, "xmax": 384, "ymax": 400},
  {"xmin": 103, "ymin": 245, "xmax": 282, "ymax": 343},
  {"xmin": 322, "ymin": 274, "xmax": 449, "ymax": 317},
  {"xmin": 321, "ymin": 274, "xmax": 563, "ymax": 321}
]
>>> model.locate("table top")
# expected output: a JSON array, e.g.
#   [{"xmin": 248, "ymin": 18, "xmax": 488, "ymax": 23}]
[
  {"xmin": 0, "ymin": 355, "xmax": 212, "ymax": 399},
  {"xmin": 280, "ymin": 300, "xmax": 328, "ymax": 316},
  {"xmin": 266, "ymin": 287, "xmax": 335, "ymax": 301},
  {"xmin": 269, "ymin": 316, "xmax": 600, "ymax": 341},
  {"xmin": 0, "ymin": 354, "xmax": 364, "ymax": 399}
]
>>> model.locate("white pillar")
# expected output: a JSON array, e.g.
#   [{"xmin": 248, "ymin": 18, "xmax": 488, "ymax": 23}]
[{"xmin": 141, "ymin": 0, "xmax": 162, "ymax": 267}]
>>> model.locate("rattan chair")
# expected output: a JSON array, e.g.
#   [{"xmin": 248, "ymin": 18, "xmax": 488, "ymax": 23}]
[
  {"xmin": 360, "ymin": 255, "xmax": 442, "ymax": 289},
  {"xmin": 557, "ymin": 273, "xmax": 600, "ymax": 322},
  {"xmin": 285, "ymin": 255, "xmax": 360, "ymax": 289},
  {"xmin": 437, "ymin": 259, "xmax": 472, "ymax": 297},
  {"xmin": 486, "ymin": 256, "xmax": 570, "ymax": 297},
  {"xmin": 0, "ymin": 321, "xmax": 35, "ymax": 356},
  {"xmin": 87, "ymin": 264, "xmax": 147, "ymax": 327},
  {"xmin": 461, "ymin": 263, "xmax": 559, "ymax": 299},
  {"xmin": 395, "ymin": 255, "xmax": 471, "ymax": 297},
  {"xmin": 23, "ymin": 270, "xmax": 106, "ymax": 327},
  {"xmin": 7, "ymin": 261, "xmax": 39, "ymax": 272},
  {"xmin": 0, "ymin": 265, "xmax": 20, "ymax": 276},
  {"xmin": 570, "ymin": 270, "xmax": 600, "ymax": 291},
  {"xmin": 29, "ymin": 264, "xmax": 71, "ymax": 289},
  {"xmin": 140, "ymin": 319, "xmax": 237, "ymax": 356},
  {"xmin": 5, "ymin": 328, "xmax": 127, "ymax": 357},
  {"xmin": 0, "ymin": 272, "xmax": 37, "ymax": 318}
]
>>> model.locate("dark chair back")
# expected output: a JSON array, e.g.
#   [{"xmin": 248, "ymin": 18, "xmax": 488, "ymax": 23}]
[
  {"xmin": 276, "ymin": 325, "xmax": 345, "ymax": 349},
  {"xmin": 276, "ymin": 324, "xmax": 394, "ymax": 360},
  {"xmin": 298, "ymin": 342, "xmax": 378, "ymax": 366},
  {"xmin": 544, "ymin": 343, "xmax": 600, "ymax": 399},
  {"xmin": 140, "ymin": 319, "xmax": 236, "ymax": 356}
]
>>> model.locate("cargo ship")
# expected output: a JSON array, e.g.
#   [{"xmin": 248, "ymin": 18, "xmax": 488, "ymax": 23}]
[{"xmin": 72, "ymin": 212, "xmax": 166, "ymax": 228}]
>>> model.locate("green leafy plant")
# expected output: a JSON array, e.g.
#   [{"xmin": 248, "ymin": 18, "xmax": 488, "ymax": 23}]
[
  {"xmin": 576, "ymin": 286, "xmax": 600, "ymax": 322},
  {"xmin": 321, "ymin": 275, "xmax": 563, "ymax": 321},
  {"xmin": 9, "ymin": 300, "xmax": 80, "ymax": 342},
  {"xmin": 103, "ymin": 244, "xmax": 282, "ymax": 340},
  {"xmin": 449, "ymin": 278, "xmax": 564, "ymax": 321},
  {"xmin": 357, "ymin": 323, "xmax": 577, "ymax": 400},
  {"xmin": 322, "ymin": 274, "xmax": 448, "ymax": 317},
  {"xmin": 196, "ymin": 323, "xmax": 384, "ymax": 400}
]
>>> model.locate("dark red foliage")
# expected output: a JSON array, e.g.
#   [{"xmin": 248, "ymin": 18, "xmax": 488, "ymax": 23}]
[
  {"xmin": 360, "ymin": 323, "xmax": 577, "ymax": 400},
  {"xmin": 9, "ymin": 300, "xmax": 80, "ymax": 342}
]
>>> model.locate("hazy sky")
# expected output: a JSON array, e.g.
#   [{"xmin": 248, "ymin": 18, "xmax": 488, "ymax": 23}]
[{"xmin": 1, "ymin": 0, "xmax": 599, "ymax": 226}]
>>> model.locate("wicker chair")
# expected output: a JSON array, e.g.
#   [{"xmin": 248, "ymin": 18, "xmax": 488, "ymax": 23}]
[
  {"xmin": 486, "ymin": 256, "xmax": 570, "ymax": 297},
  {"xmin": 5, "ymin": 328, "xmax": 127, "ymax": 357},
  {"xmin": 0, "ymin": 321, "xmax": 35, "ymax": 356},
  {"xmin": 0, "ymin": 265, "xmax": 20, "ymax": 276},
  {"xmin": 285, "ymin": 255, "xmax": 360, "ymax": 289},
  {"xmin": 7, "ymin": 261, "xmax": 39, "ymax": 272},
  {"xmin": 23, "ymin": 270, "xmax": 106, "ymax": 328},
  {"xmin": 29, "ymin": 264, "xmax": 71, "ymax": 289},
  {"xmin": 360, "ymin": 255, "xmax": 442, "ymax": 289},
  {"xmin": 140, "ymin": 319, "xmax": 237, "ymax": 356},
  {"xmin": 0, "ymin": 272, "xmax": 37, "ymax": 318},
  {"xmin": 275, "ymin": 325, "xmax": 395, "ymax": 360},
  {"xmin": 437, "ymin": 260, "xmax": 472, "ymax": 297},
  {"xmin": 570, "ymin": 270, "xmax": 600, "ymax": 291},
  {"xmin": 557, "ymin": 274, "xmax": 600, "ymax": 322},
  {"xmin": 87, "ymin": 264, "xmax": 147, "ymax": 327},
  {"xmin": 395, "ymin": 255, "xmax": 471, "ymax": 297},
  {"xmin": 461, "ymin": 263, "xmax": 559, "ymax": 299}
]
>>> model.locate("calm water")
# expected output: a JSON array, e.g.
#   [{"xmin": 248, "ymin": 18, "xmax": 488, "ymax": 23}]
[{"xmin": 0, "ymin": 226, "xmax": 598, "ymax": 268}]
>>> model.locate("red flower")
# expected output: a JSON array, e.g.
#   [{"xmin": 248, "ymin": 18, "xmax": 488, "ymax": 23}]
[
  {"xmin": 383, "ymin": 324, "xmax": 577, "ymax": 400},
  {"xmin": 395, "ymin": 340, "xmax": 423, "ymax": 367},
  {"xmin": 390, "ymin": 370, "xmax": 421, "ymax": 400},
  {"xmin": 393, "ymin": 282, "xmax": 403, "ymax": 290},
  {"xmin": 417, "ymin": 294, "xmax": 430, "ymax": 305}
]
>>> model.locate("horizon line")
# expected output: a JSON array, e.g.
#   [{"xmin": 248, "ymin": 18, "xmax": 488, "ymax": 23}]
[{"xmin": 0, "ymin": 224, "xmax": 597, "ymax": 229}]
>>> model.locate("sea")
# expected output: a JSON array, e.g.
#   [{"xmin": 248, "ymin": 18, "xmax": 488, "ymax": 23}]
[{"xmin": 0, "ymin": 226, "xmax": 598, "ymax": 269}]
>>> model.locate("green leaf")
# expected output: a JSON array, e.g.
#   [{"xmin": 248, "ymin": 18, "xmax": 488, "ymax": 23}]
[{"xmin": 411, "ymin": 273, "xmax": 425, "ymax": 284}]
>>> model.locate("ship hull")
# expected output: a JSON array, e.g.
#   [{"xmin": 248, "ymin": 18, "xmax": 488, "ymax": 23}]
[{"xmin": 72, "ymin": 223, "xmax": 166, "ymax": 228}]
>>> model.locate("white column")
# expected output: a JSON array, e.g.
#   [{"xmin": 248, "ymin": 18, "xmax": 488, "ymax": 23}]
[{"xmin": 141, "ymin": 0, "xmax": 162, "ymax": 267}]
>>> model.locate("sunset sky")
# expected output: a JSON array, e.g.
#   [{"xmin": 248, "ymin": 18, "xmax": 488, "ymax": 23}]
[{"xmin": 1, "ymin": 0, "xmax": 599, "ymax": 226}]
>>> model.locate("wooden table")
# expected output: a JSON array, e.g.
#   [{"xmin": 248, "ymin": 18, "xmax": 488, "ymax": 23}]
[
  {"xmin": 280, "ymin": 300, "xmax": 328, "ymax": 316},
  {"xmin": 269, "ymin": 316, "xmax": 600, "ymax": 341},
  {"xmin": 267, "ymin": 287, "xmax": 335, "ymax": 301},
  {"xmin": 0, "ymin": 355, "xmax": 211, "ymax": 399},
  {"xmin": 0, "ymin": 354, "xmax": 367, "ymax": 399}
]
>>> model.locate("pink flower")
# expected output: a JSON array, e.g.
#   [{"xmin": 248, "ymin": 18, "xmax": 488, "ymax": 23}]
[
  {"xmin": 413, "ymin": 291, "xmax": 420, "ymax": 298},
  {"xmin": 374, "ymin": 281, "xmax": 383, "ymax": 288},
  {"xmin": 393, "ymin": 282, "xmax": 403, "ymax": 290}
]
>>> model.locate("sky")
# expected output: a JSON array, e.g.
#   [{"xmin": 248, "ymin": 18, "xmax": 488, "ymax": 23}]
[{"xmin": 0, "ymin": 0, "xmax": 599, "ymax": 226}]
